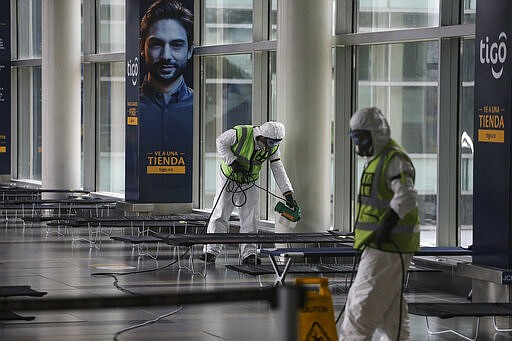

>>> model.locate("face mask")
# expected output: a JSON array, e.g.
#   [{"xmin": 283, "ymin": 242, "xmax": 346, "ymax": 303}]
[{"xmin": 348, "ymin": 129, "xmax": 374, "ymax": 157}]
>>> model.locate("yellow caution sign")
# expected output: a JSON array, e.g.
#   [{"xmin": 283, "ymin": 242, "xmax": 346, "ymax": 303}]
[{"xmin": 296, "ymin": 277, "xmax": 337, "ymax": 341}]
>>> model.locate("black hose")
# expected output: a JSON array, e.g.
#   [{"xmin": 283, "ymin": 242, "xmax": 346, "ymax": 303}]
[
  {"xmin": 225, "ymin": 177, "xmax": 254, "ymax": 207},
  {"xmin": 224, "ymin": 172, "xmax": 287, "ymax": 208}
]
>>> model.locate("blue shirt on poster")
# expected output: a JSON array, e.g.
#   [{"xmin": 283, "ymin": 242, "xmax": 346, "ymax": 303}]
[{"xmin": 139, "ymin": 77, "xmax": 193, "ymax": 202}]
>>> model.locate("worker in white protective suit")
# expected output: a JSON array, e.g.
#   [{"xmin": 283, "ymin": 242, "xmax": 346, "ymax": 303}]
[
  {"xmin": 340, "ymin": 107, "xmax": 420, "ymax": 341},
  {"xmin": 200, "ymin": 122, "xmax": 297, "ymax": 265}
]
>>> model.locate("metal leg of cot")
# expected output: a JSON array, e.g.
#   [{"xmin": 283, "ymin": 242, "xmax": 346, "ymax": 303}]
[
  {"xmin": 424, "ymin": 315, "xmax": 479, "ymax": 341},
  {"xmin": 493, "ymin": 316, "xmax": 512, "ymax": 332},
  {"xmin": 268, "ymin": 255, "xmax": 293, "ymax": 286}
]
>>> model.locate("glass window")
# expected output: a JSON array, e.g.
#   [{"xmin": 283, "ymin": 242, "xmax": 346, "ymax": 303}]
[
  {"xmin": 96, "ymin": 0, "xmax": 125, "ymax": 53},
  {"xmin": 267, "ymin": 51, "xmax": 277, "ymax": 220},
  {"xmin": 269, "ymin": 52, "xmax": 277, "ymax": 121},
  {"xmin": 357, "ymin": 41, "xmax": 439, "ymax": 246},
  {"xmin": 357, "ymin": 0, "xmax": 439, "ymax": 32},
  {"xmin": 459, "ymin": 38, "xmax": 474, "ymax": 247},
  {"xmin": 17, "ymin": 0, "xmax": 42, "ymax": 58},
  {"xmin": 201, "ymin": 54, "xmax": 253, "ymax": 207},
  {"xmin": 463, "ymin": 0, "xmax": 476, "ymax": 24},
  {"xmin": 270, "ymin": 0, "xmax": 277, "ymax": 40},
  {"xmin": 96, "ymin": 62, "xmax": 125, "ymax": 194},
  {"xmin": 203, "ymin": 0, "xmax": 253, "ymax": 45},
  {"xmin": 17, "ymin": 66, "xmax": 42, "ymax": 181}
]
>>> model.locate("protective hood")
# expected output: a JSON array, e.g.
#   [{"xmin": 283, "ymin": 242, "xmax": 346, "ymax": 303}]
[
  {"xmin": 349, "ymin": 107, "xmax": 391, "ymax": 156},
  {"xmin": 253, "ymin": 121, "xmax": 285, "ymax": 140}
]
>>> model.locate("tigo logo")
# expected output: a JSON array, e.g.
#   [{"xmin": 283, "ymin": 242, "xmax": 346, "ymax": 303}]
[
  {"xmin": 480, "ymin": 32, "xmax": 507, "ymax": 79},
  {"xmin": 127, "ymin": 57, "xmax": 139, "ymax": 86}
]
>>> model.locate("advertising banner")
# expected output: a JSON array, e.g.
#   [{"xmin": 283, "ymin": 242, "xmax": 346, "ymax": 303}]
[
  {"xmin": 125, "ymin": 0, "xmax": 194, "ymax": 203},
  {"xmin": 473, "ymin": 0, "xmax": 512, "ymax": 268},
  {"xmin": 0, "ymin": 2, "xmax": 10, "ymax": 175}
]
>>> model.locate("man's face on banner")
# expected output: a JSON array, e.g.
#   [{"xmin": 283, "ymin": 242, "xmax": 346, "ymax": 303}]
[{"xmin": 143, "ymin": 19, "xmax": 192, "ymax": 86}]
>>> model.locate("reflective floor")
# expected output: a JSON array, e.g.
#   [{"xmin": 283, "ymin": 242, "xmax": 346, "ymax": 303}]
[{"xmin": 0, "ymin": 222, "xmax": 510, "ymax": 341}]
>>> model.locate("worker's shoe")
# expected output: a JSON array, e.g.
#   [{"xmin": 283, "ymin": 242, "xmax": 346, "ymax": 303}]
[
  {"xmin": 242, "ymin": 254, "xmax": 261, "ymax": 265},
  {"xmin": 199, "ymin": 252, "xmax": 216, "ymax": 264}
]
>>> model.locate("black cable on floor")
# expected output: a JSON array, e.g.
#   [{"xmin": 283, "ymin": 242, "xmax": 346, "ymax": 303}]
[
  {"xmin": 105, "ymin": 172, "xmax": 288, "ymax": 340},
  {"xmin": 91, "ymin": 250, "xmax": 190, "ymax": 340},
  {"xmin": 94, "ymin": 177, "xmax": 240, "ymax": 341},
  {"xmin": 113, "ymin": 305, "xmax": 183, "ymax": 341},
  {"xmin": 90, "ymin": 248, "xmax": 190, "ymax": 277}
]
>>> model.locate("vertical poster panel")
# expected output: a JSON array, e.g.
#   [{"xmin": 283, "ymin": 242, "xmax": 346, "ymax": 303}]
[
  {"xmin": 126, "ymin": 0, "xmax": 194, "ymax": 203},
  {"xmin": 0, "ymin": 2, "xmax": 10, "ymax": 175},
  {"xmin": 125, "ymin": 0, "xmax": 141, "ymax": 201},
  {"xmin": 473, "ymin": 0, "xmax": 512, "ymax": 268}
]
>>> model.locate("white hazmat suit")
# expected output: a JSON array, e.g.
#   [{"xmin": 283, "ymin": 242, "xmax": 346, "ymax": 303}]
[
  {"xmin": 204, "ymin": 122, "xmax": 294, "ymax": 260},
  {"xmin": 340, "ymin": 107, "xmax": 419, "ymax": 341}
]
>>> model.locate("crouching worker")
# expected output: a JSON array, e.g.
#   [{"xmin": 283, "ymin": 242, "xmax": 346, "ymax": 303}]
[
  {"xmin": 200, "ymin": 122, "xmax": 298, "ymax": 265},
  {"xmin": 340, "ymin": 107, "xmax": 420, "ymax": 341}
]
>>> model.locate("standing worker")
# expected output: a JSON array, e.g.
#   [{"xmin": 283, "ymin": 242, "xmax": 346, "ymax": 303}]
[
  {"xmin": 200, "ymin": 122, "xmax": 298, "ymax": 265},
  {"xmin": 340, "ymin": 107, "xmax": 420, "ymax": 341}
]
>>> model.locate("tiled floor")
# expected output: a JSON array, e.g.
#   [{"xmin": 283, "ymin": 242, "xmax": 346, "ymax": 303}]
[{"xmin": 0, "ymin": 222, "xmax": 510, "ymax": 341}]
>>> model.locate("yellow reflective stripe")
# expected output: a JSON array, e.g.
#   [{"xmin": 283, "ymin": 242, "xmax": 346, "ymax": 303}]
[
  {"xmin": 355, "ymin": 221, "xmax": 417, "ymax": 233},
  {"xmin": 359, "ymin": 197, "xmax": 389, "ymax": 209},
  {"xmin": 353, "ymin": 229, "xmax": 420, "ymax": 252},
  {"xmin": 233, "ymin": 126, "xmax": 248, "ymax": 156}
]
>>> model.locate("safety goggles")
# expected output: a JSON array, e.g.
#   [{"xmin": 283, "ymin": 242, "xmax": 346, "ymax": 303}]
[
  {"xmin": 348, "ymin": 129, "xmax": 372, "ymax": 146},
  {"xmin": 265, "ymin": 138, "xmax": 282, "ymax": 148}
]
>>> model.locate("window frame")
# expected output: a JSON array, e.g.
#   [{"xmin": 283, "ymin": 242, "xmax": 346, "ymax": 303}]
[{"xmin": 334, "ymin": 0, "xmax": 475, "ymax": 246}]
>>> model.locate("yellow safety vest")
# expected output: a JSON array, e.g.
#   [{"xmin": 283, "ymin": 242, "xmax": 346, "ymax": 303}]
[
  {"xmin": 220, "ymin": 125, "xmax": 278, "ymax": 183},
  {"xmin": 353, "ymin": 139, "xmax": 420, "ymax": 253}
]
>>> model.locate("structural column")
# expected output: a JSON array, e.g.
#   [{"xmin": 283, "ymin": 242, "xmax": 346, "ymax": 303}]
[
  {"xmin": 41, "ymin": 0, "xmax": 81, "ymax": 193},
  {"xmin": 276, "ymin": 0, "xmax": 332, "ymax": 233}
]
